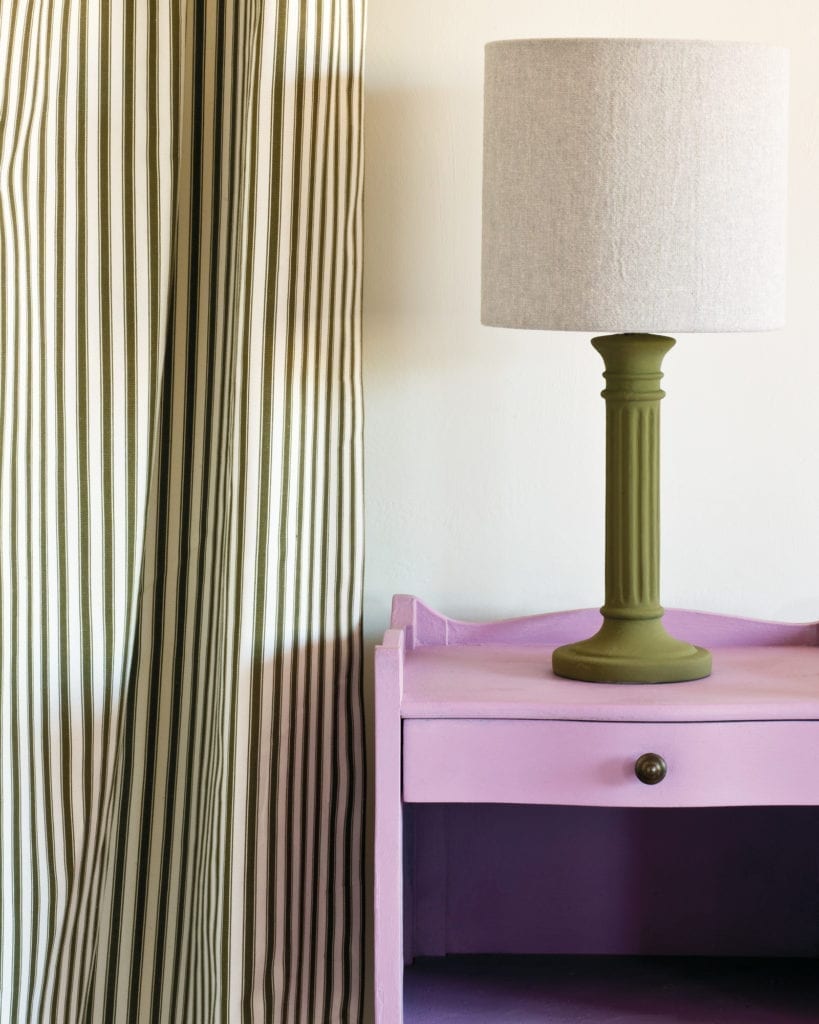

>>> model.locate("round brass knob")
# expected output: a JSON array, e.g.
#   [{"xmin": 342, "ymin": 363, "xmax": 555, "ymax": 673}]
[{"xmin": 634, "ymin": 752, "xmax": 667, "ymax": 785}]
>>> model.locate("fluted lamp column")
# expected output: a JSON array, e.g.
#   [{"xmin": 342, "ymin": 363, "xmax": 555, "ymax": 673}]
[
  {"xmin": 481, "ymin": 39, "xmax": 788, "ymax": 683},
  {"xmin": 551, "ymin": 334, "xmax": 710, "ymax": 683}
]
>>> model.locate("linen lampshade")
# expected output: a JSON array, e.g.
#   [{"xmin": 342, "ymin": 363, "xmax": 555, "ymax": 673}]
[{"xmin": 481, "ymin": 39, "xmax": 789, "ymax": 333}]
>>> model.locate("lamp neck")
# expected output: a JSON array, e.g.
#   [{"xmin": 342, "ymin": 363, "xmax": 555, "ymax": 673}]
[{"xmin": 592, "ymin": 333, "xmax": 674, "ymax": 621}]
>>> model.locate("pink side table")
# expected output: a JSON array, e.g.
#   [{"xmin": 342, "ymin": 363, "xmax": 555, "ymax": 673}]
[{"xmin": 374, "ymin": 596, "xmax": 819, "ymax": 1024}]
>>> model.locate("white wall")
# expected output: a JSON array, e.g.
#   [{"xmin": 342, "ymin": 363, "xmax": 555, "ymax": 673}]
[{"xmin": 363, "ymin": 0, "xmax": 819, "ymax": 639}]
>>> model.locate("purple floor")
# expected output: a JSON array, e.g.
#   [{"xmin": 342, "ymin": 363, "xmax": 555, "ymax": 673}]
[{"xmin": 403, "ymin": 955, "xmax": 819, "ymax": 1023}]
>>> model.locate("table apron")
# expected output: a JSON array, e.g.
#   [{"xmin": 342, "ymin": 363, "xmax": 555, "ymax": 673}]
[{"xmin": 402, "ymin": 719, "xmax": 819, "ymax": 807}]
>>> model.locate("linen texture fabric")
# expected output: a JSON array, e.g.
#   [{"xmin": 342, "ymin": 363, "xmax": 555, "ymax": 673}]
[
  {"xmin": 0, "ymin": 0, "xmax": 365, "ymax": 1020},
  {"xmin": 482, "ymin": 39, "xmax": 789, "ymax": 333}
]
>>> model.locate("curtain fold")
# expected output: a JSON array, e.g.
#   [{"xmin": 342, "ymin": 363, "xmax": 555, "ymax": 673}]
[{"xmin": 0, "ymin": 1, "xmax": 365, "ymax": 1020}]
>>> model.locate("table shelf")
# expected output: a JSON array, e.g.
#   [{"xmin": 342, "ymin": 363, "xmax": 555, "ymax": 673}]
[{"xmin": 404, "ymin": 955, "xmax": 819, "ymax": 1024}]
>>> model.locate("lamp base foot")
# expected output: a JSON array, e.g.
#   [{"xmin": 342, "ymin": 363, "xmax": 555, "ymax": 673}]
[{"xmin": 552, "ymin": 617, "xmax": 711, "ymax": 684}]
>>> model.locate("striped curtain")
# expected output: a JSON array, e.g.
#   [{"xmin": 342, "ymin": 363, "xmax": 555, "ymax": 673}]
[{"xmin": 0, "ymin": 0, "xmax": 365, "ymax": 1021}]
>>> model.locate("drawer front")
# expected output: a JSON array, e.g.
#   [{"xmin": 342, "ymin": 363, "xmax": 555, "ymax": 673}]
[{"xmin": 402, "ymin": 719, "xmax": 819, "ymax": 807}]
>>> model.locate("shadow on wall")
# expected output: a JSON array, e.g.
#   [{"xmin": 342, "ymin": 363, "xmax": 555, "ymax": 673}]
[{"xmin": 364, "ymin": 86, "xmax": 481, "ymax": 325}]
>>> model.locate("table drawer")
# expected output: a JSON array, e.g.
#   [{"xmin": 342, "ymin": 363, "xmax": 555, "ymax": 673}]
[{"xmin": 402, "ymin": 719, "xmax": 819, "ymax": 807}]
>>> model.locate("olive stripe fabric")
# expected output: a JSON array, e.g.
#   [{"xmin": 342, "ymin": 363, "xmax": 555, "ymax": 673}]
[{"xmin": 0, "ymin": 1, "xmax": 366, "ymax": 1021}]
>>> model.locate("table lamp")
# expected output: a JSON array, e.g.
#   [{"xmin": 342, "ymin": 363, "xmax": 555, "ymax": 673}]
[{"xmin": 482, "ymin": 39, "xmax": 788, "ymax": 683}]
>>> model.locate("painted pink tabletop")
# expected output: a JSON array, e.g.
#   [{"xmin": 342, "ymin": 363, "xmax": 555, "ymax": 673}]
[
  {"xmin": 401, "ymin": 643, "xmax": 819, "ymax": 722},
  {"xmin": 392, "ymin": 595, "xmax": 819, "ymax": 721}
]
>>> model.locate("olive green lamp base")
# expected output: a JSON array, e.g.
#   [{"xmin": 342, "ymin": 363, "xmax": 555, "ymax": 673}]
[
  {"xmin": 553, "ymin": 332, "xmax": 712, "ymax": 685},
  {"xmin": 552, "ymin": 618, "xmax": 712, "ymax": 684}
]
